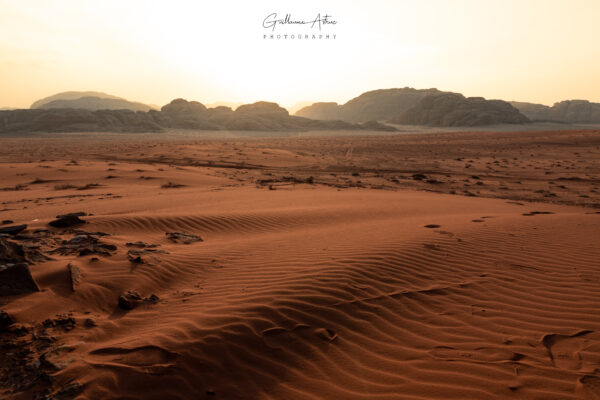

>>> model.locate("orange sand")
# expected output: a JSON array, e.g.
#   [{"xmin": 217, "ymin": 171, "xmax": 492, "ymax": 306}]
[{"xmin": 1, "ymin": 130, "xmax": 599, "ymax": 399}]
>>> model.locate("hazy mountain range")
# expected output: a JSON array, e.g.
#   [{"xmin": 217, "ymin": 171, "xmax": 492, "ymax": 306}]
[
  {"xmin": 0, "ymin": 99, "xmax": 395, "ymax": 133},
  {"xmin": 296, "ymin": 88, "xmax": 600, "ymax": 125},
  {"xmin": 1, "ymin": 89, "xmax": 599, "ymax": 134},
  {"xmin": 31, "ymin": 91, "xmax": 155, "ymax": 112},
  {"xmin": 509, "ymin": 100, "xmax": 600, "ymax": 123}
]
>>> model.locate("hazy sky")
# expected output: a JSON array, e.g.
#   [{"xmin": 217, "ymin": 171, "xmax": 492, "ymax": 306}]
[{"xmin": 1, "ymin": 0, "xmax": 599, "ymax": 109}]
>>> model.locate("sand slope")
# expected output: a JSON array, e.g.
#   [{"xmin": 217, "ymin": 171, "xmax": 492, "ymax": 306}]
[{"xmin": 1, "ymin": 131, "xmax": 599, "ymax": 399}]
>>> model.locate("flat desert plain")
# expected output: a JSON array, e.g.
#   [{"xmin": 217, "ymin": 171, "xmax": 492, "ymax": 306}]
[{"xmin": 1, "ymin": 129, "xmax": 600, "ymax": 400}]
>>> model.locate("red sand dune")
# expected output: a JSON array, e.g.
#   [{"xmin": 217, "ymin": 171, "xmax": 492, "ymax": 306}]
[{"xmin": 1, "ymin": 130, "xmax": 600, "ymax": 399}]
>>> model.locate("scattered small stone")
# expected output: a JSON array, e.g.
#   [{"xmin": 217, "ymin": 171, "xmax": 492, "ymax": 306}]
[
  {"xmin": 118, "ymin": 290, "xmax": 143, "ymax": 310},
  {"xmin": 84, "ymin": 318, "xmax": 96, "ymax": 328},
  {"xmin": 127, "ymin": 251, "xmax": 144, "ymax": 264},
  {"xmin": 127, "ymin": 247, "xmax": 168, "ymax": 264},
  {"xmin": 522, "ymin": 211, "xmax": 555, "ymax": 216},
  {"xmin": 1, "ymin": 219, "xmax": 14, "ymax": 225},
  {"xmin": 43, "ymin": 315, "xmax": 76, "ymax": 331},
  {"xmin": 118, "ymin": 290, "xmax": 159, "ymax": 310},
  {"xmin": 144, "ymin": 294, "xmax": 160, "ymax": 305},
  {"xmin": 166, "ymin": 232, "xmax": 203, "ymax": 244},
  {"xmin": 424, "ymin": 224, "xmax": 441, "ymax": 228},
  {"xmin": 161, "ymin": 182, "xmax": 185, "ymax": 189},
  {"xmin": 126, "ymin": 241, "xmax": 158, "ymax": 248},
  {"xmin": 0, "ymin": 224, "xmax": 27, "ymax": 235},
  {"xmin": 412, "ymin": 173, "xmax": 427, "ymax": 180}
]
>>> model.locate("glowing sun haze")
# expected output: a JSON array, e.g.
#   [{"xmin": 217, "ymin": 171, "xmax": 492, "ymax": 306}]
[{"xmin": 1, "ymin": 0, "xmax": 599, "ymax": 109}]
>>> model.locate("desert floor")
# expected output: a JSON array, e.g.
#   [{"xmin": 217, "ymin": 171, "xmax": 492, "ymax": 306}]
[{"xmin": 1, "ymin": 129, "xmax": 600, "ymax": 400}]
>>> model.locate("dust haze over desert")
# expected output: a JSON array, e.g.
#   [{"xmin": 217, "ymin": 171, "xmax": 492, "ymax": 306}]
[{"xmin": 1, "ymin": 1, "xmax": 600, "ymax": 400}]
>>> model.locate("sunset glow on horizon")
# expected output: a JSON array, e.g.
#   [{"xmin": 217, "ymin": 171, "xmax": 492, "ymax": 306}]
[{"xmin": 1, "ymin": 0, "xmax": 599, "ymax": 110}]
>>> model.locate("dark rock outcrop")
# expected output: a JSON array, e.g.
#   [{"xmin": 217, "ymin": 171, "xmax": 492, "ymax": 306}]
[
  {"xmin": 1, "ymin": 238, "xmax": 38, "ymax": 265},
  {"xmin": 118, "ymin": 291, "xmax": 159, "ymax": 310},
  {"xmin": 118, "ymin": 290, "xmax": 143, "ymax": 310},
  {"xmin": 0, "ymin": 224, "xmax": 27, "ymax": 235},
  {"xmin": 50, "ymin": 233, "xmax": 116, "ymax": 257},
  {"xmin": 391, "ymin": 93, "xmax": 530, "ymax": 126},
  {"xmin": 49, "ymin": 214, "xmax": 86, "ymax": 228},
  {"xmin": 0, "ymin": 310, "xmax": 14, "ymax": 331},
  {"xmin": 166, "ymin": 232, "xmax": 203, "ymax": 244},
  {"xmin": 0, "ymin": 263, "xmax": 40, "ymax": 296},
  {"xmin": 67, "ymin": 263, "xmax": 81, "ymax": 292},
  {"xmin": 0, "ymin": 237, "xmax": 44, "ymax": 296}
]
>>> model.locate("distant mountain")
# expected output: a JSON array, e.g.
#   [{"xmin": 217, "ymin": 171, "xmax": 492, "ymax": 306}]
[
  {"xmin": 31, "ymin": 91, "xmax": 122, "ymax": 108},
  {"xmin": 391, "ymin": 93, "xmax": 529, "ymax": 126},
  {"xmin": 297, "ymin": 88, "xmax": 529, "ymax": 126},
  {"xmin": 31, "ymin": 91, "xmax": 154, "ymax": 112},
  {"xmin": 295, "ymin": 88, "xmax": 445, "ymax": 122},
  {"xmin": 296, "ymin": 102, "xmax": 343, "ymax": 120},
  {"xmin": 0, "ymin": 107, "xmax": 16, "ymax": 111},
  {"xmin": 509, "ymin": 102, "xmax": 552, "ymax": 121},
  {"xmin": 205, "ymin": 101, "xmax": 244, "ymax": 110},
  {"xmin": 511, "ymin": 100, "xmax": 600, "ymax": 123},
  {"xmin": 37, "ymin": 96, "xmax": 154, "ymax": 112},
  {"xmin": 0, "ymin": 108, "xmax": 162, "ymax": 133},
  {"xmin": 287, "ymin": 101, "xmax": 314, "ymax": 115},
  {"xmin": 157, "ymin": 99, "xmax": 396, "ymax": 132},
  {"xmin": 0, "ymin": 99, "xmax": 396, "ymax": 133}
]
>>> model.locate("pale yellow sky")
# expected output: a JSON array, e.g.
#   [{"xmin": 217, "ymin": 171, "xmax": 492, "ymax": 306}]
[{"xmin": 1, "ymin": 0, "xmax": 599, "ymax": 109}]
